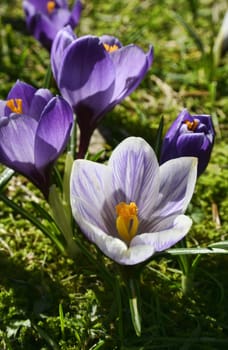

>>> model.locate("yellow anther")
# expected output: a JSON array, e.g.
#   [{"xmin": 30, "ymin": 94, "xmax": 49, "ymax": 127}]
[
  {"xmin": 6, "ymin": 99, "xmax": 23, "ymax": 114},
  {"xmin": 103, "ymin": 43, "xmax": 119, "ymax": 53},
  {"xmin": 185, "ymin": 119, "xmax": 199, "ymax": 132},
  {"xmin": 47, "ymin": 1, "xmax": 56, "ymax": 14},
  {"xmin": 115, "ymin": 202, "xmax": 139, "ymax": 243}
]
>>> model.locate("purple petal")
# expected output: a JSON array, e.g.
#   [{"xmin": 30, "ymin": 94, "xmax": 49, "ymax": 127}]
[
  {"xmin": 109, "ymin": 44, "xmax": 153, "ymax": 104},
  {"xmin": 5, "ymin": 81, "xmax": 36, "ymax": 116},
  {"xmin": 0, "ymin": 101, "xmax": 6, "ymax": 116},
  {"xmin": 69, "ymin": 0, "xmax": 82, "ymax": 27},
  {"xmin": 51, "ymin": 26, "xmax": 76, "ymax": 82},
  {"xmin": 29, "ymin": 13, "xmax": 59, "ymax": 48},
  {"xmin": 23, "ymin": 0, "xmax": 48, "ymax": 13},
  {"xmin": 29, "ymin": 88, "xmax": 53, "ymax": 120},
  {"xmin": 57, "ymin": 35, "xmax": 115, "ymax": 121},
  {"xmin": 35, "ymin": 96, "xmax": 73, "ymax": 169},
  {"xmin": 0, "ymin": 113, "xmax": 36, "ymax": 167},
  {"xmin": 49, "ymin": 8, "xmax": 71, "ymax": 29}
]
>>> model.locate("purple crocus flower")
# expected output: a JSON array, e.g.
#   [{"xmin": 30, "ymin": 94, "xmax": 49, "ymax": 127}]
[
  {"xmin": 23, "ymin": 0, "xmax": 82, "ymax": 50},
  {"xmin": 160, "ymin": 109, "xmax": 215, "ymax": 176},
  {"xmin": 0, "ymin": 81, "xmax": 73, "ymax": 198},
  {"xmin": 70, "ymin": 137, "xmax": 197, "ymax": 265},
  {"xmin": 51, "ymin": 26, "xmax": 154, "ymax": 158}
]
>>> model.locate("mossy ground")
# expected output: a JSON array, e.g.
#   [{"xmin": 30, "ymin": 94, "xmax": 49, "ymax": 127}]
[{"xmin": 0, "ymin": 0, "xmax": 228, "ymax": 349}]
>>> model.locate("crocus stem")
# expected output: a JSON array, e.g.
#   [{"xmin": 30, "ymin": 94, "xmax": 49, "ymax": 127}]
[
  {"xmin": 68, "ymin": 117, "xmax": 77, "ymax": 160},
  {"xmin": 77, "ymin": 128, "xmax": 93, "ymax": 159},
  {"xmin": 177, "ymin": 238, "xmax": 193, "ymax": 295},
  {"xmin": 127, "ymin": 277, "xmax": 141, "ymax": 336},
  {"xmin": 43, "ymin": 63, "xmax": 53, "ymax": 89}
]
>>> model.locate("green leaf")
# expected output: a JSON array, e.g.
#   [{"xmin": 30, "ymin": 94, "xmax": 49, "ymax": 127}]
[
  {"xmin": 166, "ymin": 247, "xmax": 228, "ymax": 255},
  {"xmin": 0, "ymin": 193, "xmax": 65, "ymax": 253},
  {"xmin": 154, "ymin": 115, "xmax": 164, "ymax": 159},
  {"xmin": 0, "ymin": 167, "xmax": 14, "ymax": 192}
]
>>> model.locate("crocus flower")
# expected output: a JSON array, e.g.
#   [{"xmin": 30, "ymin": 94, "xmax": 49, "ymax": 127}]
[
  {"xmin": 0, "ymin": 80, "xmax": 73, "ymax": 198},
  {"xmin": 51, "ymin": 26, "xmax": 153, "ymax": 158},
  {"xmin": 70, "ymin": 137, "xmax": 197, "ymax": 265},
  {"xmin": 23, "ymin": 0, "xmax": 82, "ymax": 50},
  {"xmin": 160, "ymin": 109, "xmax": 215, "ymax": 176}
]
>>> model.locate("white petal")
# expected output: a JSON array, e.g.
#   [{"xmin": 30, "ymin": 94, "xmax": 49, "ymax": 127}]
[
  {"xmin": 131, "ymin": 214, "xmax": 192, "ymax": 252},
  {"xmin": 74, "ymin": 208, "xmax": 155, "ymax": 265}
]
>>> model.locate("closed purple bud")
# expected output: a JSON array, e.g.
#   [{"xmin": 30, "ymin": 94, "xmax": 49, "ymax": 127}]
[{"xmin": 160, "ymin": 109, "xmax": 215, "ymax": 176}]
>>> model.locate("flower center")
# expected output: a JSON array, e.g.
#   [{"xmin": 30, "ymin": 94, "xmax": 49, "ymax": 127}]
[
  {"xmin": 47, "ymin": 1, "xmax": 56, "ymax": 14},
  {"xmin": 115, "ymin": 202, "xmax": 139, "ymax": 243},
  {"xmin": 6, "ymin": 99, "xmax": 23, "ymax": 114},
  {"xmin": 184, "ymin": 119, "xmax": 199, "ymax": 132},
  {"xmin": 103, "ymin": 43, "xmax": 119, "ymax": 53}
]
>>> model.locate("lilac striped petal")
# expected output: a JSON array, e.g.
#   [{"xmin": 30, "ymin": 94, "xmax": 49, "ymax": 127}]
[
  {"xmin": 151, "ymin": 157, "xmax": 197, "ymax": 221},
  {"xmin": 70, "ymin": 160, "xmax": 116, "ymax": 233},
  {"xmin": 108, "ymin": 137, "xmax": 160, "ymax": 218},
  {"xmin": 35, "ymin": 96, "xmax": 73, "ymax": 169},
  {"xmin": 131, "ymin": 215, "xmax": 192, "ymax": 252}
]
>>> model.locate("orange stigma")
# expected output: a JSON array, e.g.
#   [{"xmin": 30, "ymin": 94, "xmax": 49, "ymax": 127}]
[
  {"xmin": 6, "ymin": 99, "xmax": 23, "ymax": 114},
  {"xmin": 185, "ymin": 119, "xmax": 199, "ymax": 132},
  {"xmin": 47, "ymin": 1, "xmax": 56, "ymax": 14},
  {"xmin": 103, "ymin": 43, "xmax": 119, "ymax": 53},
  {"xmin": 115, "ymin": 202, "xmax": 139, "ymax": 243}
]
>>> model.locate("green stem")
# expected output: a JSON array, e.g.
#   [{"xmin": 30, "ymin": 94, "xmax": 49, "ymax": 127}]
[{"xmin": 128, "ymin": 278, "xmax": 141, "ymax": 336}]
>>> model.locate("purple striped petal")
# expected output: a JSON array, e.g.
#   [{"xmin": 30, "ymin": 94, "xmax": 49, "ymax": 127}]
[
  {"xmin": 57, "ymin": 36, "xmax": 116, "ymax": 121},
  {"xmin": 109, "ymin": 45, "xmax": 153, "ymax": 104}
]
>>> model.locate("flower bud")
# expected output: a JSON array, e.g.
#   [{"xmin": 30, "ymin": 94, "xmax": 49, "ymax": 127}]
[{"xmin": 160, "ymin": 109, "xmax": 215, "ymax": 176}]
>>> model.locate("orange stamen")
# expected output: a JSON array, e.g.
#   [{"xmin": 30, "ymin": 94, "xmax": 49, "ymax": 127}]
[
  {"xmin": 115, "ymin": 202, "xmax": 139, "ymax": 243},
  {"xmin": 103, "ymin": 43, "xmax": 119, "ymax": 53},
  {"xmin": 185, "ymin": 119, "xmax": 199, "ymax": 132},
  {"xmin": 47, "ymin": 1, "xmax": 56, "ymax": 14},
  {"xmin": 6, "ymin": 99, "xmax": 23, "ymax": 114}
]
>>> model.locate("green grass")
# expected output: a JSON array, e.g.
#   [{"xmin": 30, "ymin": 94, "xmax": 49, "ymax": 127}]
[{"xmin": 0, "ymin": 0, "xmax": 228, "ymax": 349}]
